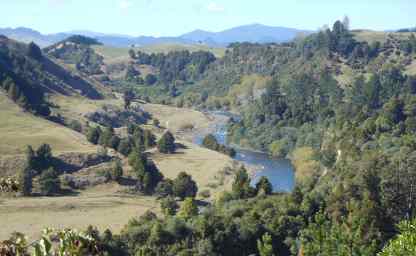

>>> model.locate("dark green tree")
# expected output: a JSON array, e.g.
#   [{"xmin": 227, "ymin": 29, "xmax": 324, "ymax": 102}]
[
  {"xmin": 157, "ymin": 131, "xmax": 176, "ymax": 154},
  {"xmin": 160, "ymin": 196, "xmax": 179, "ymax": 216},
  {"xmin": 255, "ymin": 176, "xmax": 273, "ymax": 195},
  {"xmin": 86, "ymin": 126, "xmax": 102, "ymax": 145},
  {"xmin": 232, "ymin": 166, "xmax": 254, "ymax": 199},
  {"xmin": 39, "ymin": 168, "xmax": 61, "ymax": 196},
  {"xmin": 173, "ymin": 172, "xmax": 198, "ymax": 199}
]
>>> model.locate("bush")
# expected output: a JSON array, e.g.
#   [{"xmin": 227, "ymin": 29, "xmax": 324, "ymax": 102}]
[
  {"xmin": 39, "ymin": 168, "xmax": 61, "ymax": 196},
  {"xmin": 69, "ymin": 120, "xmax": 83, "ymax": 133}
]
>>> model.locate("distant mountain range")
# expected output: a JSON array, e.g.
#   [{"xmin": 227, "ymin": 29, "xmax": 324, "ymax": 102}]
[{"xmin": 0, "ymin": 24, "xmax": 313, "ymax": 48}]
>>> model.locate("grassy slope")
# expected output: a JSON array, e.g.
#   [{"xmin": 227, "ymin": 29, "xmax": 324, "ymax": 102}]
[
  {"xmin": 93, "ymin": 43, "xmax": 226, "ymax": 63},
  {"xmin": 352, "ymin": 30, "xmax": 412, "ymax": 44},
  {"xmin": 0, "ymin": 184, "xmax": 158, "ymax": 241},
  {"xmin": 0, "ymin": 92, "xmax": 96, "ymax": 156}
]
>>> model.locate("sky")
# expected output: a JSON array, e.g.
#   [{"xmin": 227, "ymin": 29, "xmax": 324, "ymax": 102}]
[{"xmin": 1, "ymin": 0, "xmax": 415, "ymax": 36}]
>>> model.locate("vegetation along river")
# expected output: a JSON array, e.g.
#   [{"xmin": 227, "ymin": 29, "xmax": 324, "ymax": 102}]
[{"xmin": 193, "ymin": 112, "xmax": 295, "ymax": 192}]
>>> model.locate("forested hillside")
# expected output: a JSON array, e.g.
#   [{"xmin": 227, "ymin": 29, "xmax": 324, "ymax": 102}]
[
  {"xmin": 70, "ymin": 20, "xmax": 416, "ymax": 255},
  {"xmin": 0, "ymin": 36, "xmax": 102, "ymax": 116}
]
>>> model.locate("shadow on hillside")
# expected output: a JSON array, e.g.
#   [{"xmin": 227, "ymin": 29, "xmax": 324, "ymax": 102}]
[
  {"xmin": 31, "ymin": 188, "xmax": 80, "ymax": 197},
  {"xmin": 41, "ymin": 57, "xmax": 102, "ymax": 99},
  {"xmin": 175, "ymin": 143, "xmax": 188, "ymax": 150},
  {"xmin": 118, "ymin": 177, "xmax": 138, "ymax": 186}
]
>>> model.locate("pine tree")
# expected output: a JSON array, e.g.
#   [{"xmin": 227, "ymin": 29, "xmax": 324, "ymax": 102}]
[{"xmin": 157, "ymin": 131, "xmax": 176, "ymax": 154}]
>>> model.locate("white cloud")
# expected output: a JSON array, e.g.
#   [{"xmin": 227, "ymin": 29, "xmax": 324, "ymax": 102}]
[
  {"xmin": 207, "ymin": 2, "xmax": 224, "ymax": 12},
  {"xmin": 119, "ymin": 0, "xmax": 133, "ymax": 9}
]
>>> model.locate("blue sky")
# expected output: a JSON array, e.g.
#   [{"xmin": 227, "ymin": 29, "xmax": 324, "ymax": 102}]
[{"xmin": 1, "ymin": 0, "xmax": 415, "ymax": 36}]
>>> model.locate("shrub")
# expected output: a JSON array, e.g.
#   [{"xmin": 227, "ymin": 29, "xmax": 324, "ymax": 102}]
[{"xmin": 69, "ymin": 120, "xmax": 83, "ymax": 133}]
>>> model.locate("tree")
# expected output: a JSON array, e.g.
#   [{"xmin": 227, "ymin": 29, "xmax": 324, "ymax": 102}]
[
  {"xmin": 157, "ymin": 131, "xmax": 176, "ymax": 154},
  {"xmin": 155, "ymin": 179, "xmax": 174, "ymax": 197},
  {"xmin": 255, "ymin": 176, "xmax": 273, "ymax": 195},
  {"xmin": 87, "ymin": 126, "xmax": 102, "ymax": 145},
  {"xmin": 379, "ymin": 218, "xmax": 416, "ymax": 256},
  {"xmin": 99, "ymin": 126, "xmax": 114, "ymax": 147},
  {"xmin": 232, "ymin": 166, "xmax": 254, "ymax": 199},
  {"xmin": 123, "ymin": 90, "xmax": 135, "ymax": 110},
  {"xmin": 173, "ymin": 172, "xmax": 198, "ymax": 199},
  {"xmin": 110, "ymin": 160, "xmax": 123, "ymax": 182},
  {"xmin": 257, "ymin": 233, "xmax": 275, "ymax": 256},
  {"xmin": 160, "ymin": 196, "xmax": 179, "ymax": 216},
  {"xmin": 129, "ymin": 150, "xmax": 163, "ymax": 194},
  {"xmin": 128, "ymin": 49, "xmax": 136, "ymax": 59},
  {"xmin": 36, "ymin": 144, "xmax": 53, "ymax": 171},
  {"xmin": 39, "ymin": 168, "xmax": 61, "ymax": 196},
  {"xmin": 145, "ymin": 74, "xmax": 157, "ymax": 86},
  {"xmin": 19, "ymin": 166, "xmax": 33, "ymax": 196},
  {"xmin": 27, "ymin": 42, "xmax": 42, "ymax": 60},
  {"xmin": 117, "ymin": 138, "xmax": 132, "ymax": 156},
  {"xmin": 178, "ymin": 197, "xmax": 198, "ymax": 219},
  {"xmin": 109, "ymin": 135, "xmax": 121, "ymax": 150},
  {"xmin": 125, "ymin": 65, "xmax": 141, "ymax": 82},
  {"xmin": 143, "ymin": 130, "xmax": 156, "ymax": 149},
  {"xmin": 202, "ymin": 134, "xmax": 219, "ymax": 151}
]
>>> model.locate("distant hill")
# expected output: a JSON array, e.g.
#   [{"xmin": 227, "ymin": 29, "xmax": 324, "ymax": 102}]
[
  {"xmin": 0, "ymin": 24, "xmax": 313, "ymax": 48},
  {"xmin": 180, "ymin": 24, "xmax": 313, "ymax": 45}
]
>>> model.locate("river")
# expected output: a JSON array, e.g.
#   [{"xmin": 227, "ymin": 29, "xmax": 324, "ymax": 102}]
[{"xmin": 193, "ymin": 112, "xmax": 295, "ymax": 192}]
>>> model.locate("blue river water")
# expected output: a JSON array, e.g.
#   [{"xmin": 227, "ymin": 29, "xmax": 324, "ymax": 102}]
[{"xmin": 193, "ymin": 113, "xmax": 295, "ymax": 192}]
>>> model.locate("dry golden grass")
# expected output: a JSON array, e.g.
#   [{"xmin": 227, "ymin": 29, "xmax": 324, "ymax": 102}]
[
  {"xmin": 0, "ymin": 183, "xmax": 158, "ymax": 241},
  {"xmin": 151, "ymin": 140, "xmax": 235, "ymax": 197},
  {"xmin": 352, "ymin": 31, "xmax": 412, "ymax": 44},
  {"xmin": 0, "ymin": 93, "xmax": 96, "ymax": 156},
  {"xmin": 50, "ymin": 95, "xmax": 123, "ymax": 123},
  {"xmin": 139, "ymin": 103, "xmax": 212, "ymax": 134}
]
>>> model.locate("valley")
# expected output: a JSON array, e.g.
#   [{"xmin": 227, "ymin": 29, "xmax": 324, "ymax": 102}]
[{"xmin": 1, "ymin": 9, "xmax": 416, "ymax": 254}]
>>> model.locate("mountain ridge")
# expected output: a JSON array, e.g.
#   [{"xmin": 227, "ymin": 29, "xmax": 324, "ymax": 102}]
[{"xmin": 0, "ymin": 24, "xmax": 313, "ymax": 48}]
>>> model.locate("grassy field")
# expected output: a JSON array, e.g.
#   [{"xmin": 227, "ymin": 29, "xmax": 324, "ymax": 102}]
[
  {"xmin": 0, "ymin": 93, "xmax": 96, "ymax": 156},
  {"xmin": 352, "ymin": 30, "xmax": 412, "ymax": 44},
  {"xmin": 93, "ymin": 43, "xmax": 225, "ymax": 64},
  {"xmin": 139, "ymin": 103, "xmax": 213, "ymax": 134},
  {"xmin": 1, "ymin": 96, "xmax": 235, "ymax": 240},
  {"xmin": 50, "ymin": 94, "xmax": 123, "ymax": 123},
  {"xmin": 0, "ymin": 183, "xmax": 158, "ymax": 241}
]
